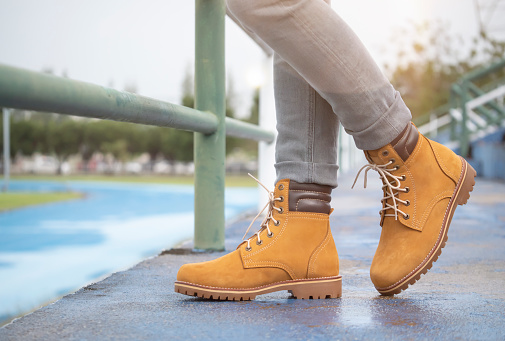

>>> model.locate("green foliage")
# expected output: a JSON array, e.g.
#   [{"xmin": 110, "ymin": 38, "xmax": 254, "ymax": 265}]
[
  {"xmin": 0, "ymin": 192, "xmax": 82, "ymax": 212},
  {"xmin": 0, "ymin": 112, "xmax": 196, "ymax": 168},
  {"xmin": 228, "ymin": 88, "xmax": 260, "ymax": 158},
  {"xmin": 384, "ymin": 21, "xmax": 505, "ymax": 121}
]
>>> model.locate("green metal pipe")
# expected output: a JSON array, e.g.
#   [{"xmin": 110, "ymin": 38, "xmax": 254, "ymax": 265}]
[
  {"xmin": 225, "ymin": 117, "xmax": 275, "ymax": 143},
  {"xmin": 2, "ymin": 108, "xmax": 9, "ymax": 192},
  {"xmin": 0, "ymin": 63, "xmax": 275, "ymax": 143},
  {"xmin": 194, "ymin": 0, "xmax": 226, "ymax": 250},
  {"xmin": 0, "ymin": 63, "xmax": 218, "ymax": 134},
  {"xmin": 467, "ymin": 82, "xmax": 505, "ymax": 119},
  {"xmin": 449, "ymin": 86, "xmax": 457, "ymax": 141},
  {"xmin": 460, "ymin": 81, "xmax": 470, "ymax": 158},
  {"xmin": 462, "ymin": 58, "xmax": 505, "ymax": 83}
]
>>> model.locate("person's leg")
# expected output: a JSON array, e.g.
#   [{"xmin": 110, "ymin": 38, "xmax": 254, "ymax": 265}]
[
  {"xmin": 228, "ymin": 0, "xmax": 340, "ymax": 187},
  {"xmin": 274, "ymin": 54, "xmax": 339, "ymax": 188},
  {"xmin": 174, "ymin": 1, "xmax": 343, "ymax": 301},
  {"xmin": 227, "ymin": 0, "xmax": 476, "ymax": 296},
  {"xmin": 227, "ymin": 0, "xmax": 412, "ymax": 150}
]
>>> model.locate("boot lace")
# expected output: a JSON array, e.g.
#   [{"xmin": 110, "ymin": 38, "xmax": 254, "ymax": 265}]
[
  {"xmin": 241, "ymin": 174, "xmax": 283, "ymax": 251},
  {"xmin": 352, "ymin": 160, "xmax": 410, "ymax": 220}
]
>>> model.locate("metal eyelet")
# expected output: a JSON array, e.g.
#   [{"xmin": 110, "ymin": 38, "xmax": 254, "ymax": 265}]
[
  {"xmin": 256, "ymin": 240, "xmax": 263, "ymax": 246},
  {"xmin": 403, "ymin": 214, "xmax": 410, "ymax": 220},
  {"xmin": 267, "ymin": 231, "xmax": 274, "ymax": 238},
  {"xmin": 278, "ymin": 207, "xmax": 284, "ymax": 214},
  {"xmin": 395, "ymin": 166, "xmax": 400, "ymax": 171},
  {"xmin": 278, "ymin": 196, "xmax": 284, "ymax": 202},
  {"xmin": 245, "ymin": 246, "xmax": 252, "ymax": 252},
  {"xmin": 405, "ymin": 187, "xmax": 410, "ymax": 193},
  {"xmin": 390, "ymin": 159, "xmax": 396, "ymax": 164},
  {"xmin": 382, "ymin": 150, "xmax": 389, "ymax": 156},
  {"xmin": 400, "ymin": 175, "xmax": 406, "ymax": 181},
  {"xmin": 274, "ymin": 220, "xmax": 280, "ymax": 226},
  {"xmin": 278, "ymin": 184, "xmax": 284, "ymax": 190},
  {"xmin": 405, "ymin": 200, "xmax": 410, "ymax": 206}
]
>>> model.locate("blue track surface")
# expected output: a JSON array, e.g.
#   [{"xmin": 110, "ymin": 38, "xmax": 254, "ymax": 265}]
[{"xmin": 0, "ymin": 180, "xmax": 257, "ymax": 323}]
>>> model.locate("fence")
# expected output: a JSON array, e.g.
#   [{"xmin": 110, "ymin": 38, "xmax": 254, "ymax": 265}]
[
  {"xmin": 416, "ymin": 58, "xmax": 505, "ymax": 157},
  {"xmin": 0, "ymin": 0, "xmax": 274, "ymax": 251}
]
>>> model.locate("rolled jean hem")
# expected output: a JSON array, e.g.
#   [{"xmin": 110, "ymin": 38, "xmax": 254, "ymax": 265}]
[
  {"xmin": 275, "ymin": 161, "xmax": 339, "ymax": 188},
  {"xmin": 348, "ymin": 91, "xmax": 412, "ymax": 150}
]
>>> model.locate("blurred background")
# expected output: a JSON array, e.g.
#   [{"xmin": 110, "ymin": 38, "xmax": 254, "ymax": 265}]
[
  {"xmin": 0, "ymin": 0, "xmax": 504, "ymax": 328},
  {"xmin": 0, "ymin": 0, "xmax": 504, "ymax": 177}
]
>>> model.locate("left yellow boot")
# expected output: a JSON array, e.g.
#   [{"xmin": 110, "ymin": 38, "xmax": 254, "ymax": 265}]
[
  {"xmin": 354, "ymin": 123, "xmax": 476, "ymax": 295},
  {"xmin": 174, "ymin": 178, "xmax": 342, "ymax": 300}
]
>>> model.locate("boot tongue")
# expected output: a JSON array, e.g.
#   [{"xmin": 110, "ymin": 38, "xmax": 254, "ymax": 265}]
[{"xmin": 365, "ymin": 149, "xmax": 385, "ymax": 165}]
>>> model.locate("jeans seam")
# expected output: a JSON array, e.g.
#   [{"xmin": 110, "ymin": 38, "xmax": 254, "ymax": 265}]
[{"xmin": 308, "ymin": 85, "xmax": 315, "ymax": 182}]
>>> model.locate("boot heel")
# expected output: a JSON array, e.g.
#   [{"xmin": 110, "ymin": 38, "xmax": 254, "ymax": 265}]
[
  {"xmin": 456, "ymin": 159, "xmax": 477, "ymax": 206},
  {"xmin": 289, "ymin": 277, "xmax": 342, "ymax": 299}
]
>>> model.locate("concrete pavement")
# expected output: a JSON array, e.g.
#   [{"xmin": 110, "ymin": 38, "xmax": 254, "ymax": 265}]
[{"xmin": 1, "ymin": 175, "xmax": 504, "ymax": 340}]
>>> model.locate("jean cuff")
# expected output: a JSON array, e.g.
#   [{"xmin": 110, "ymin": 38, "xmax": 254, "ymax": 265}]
[
  {"xmin": 348, "ymin": 91, "xmax": 412, "ymax": 150},
  {"xmin": 274, "ymin": 161, "xmax": 339, "ymax": 188}
]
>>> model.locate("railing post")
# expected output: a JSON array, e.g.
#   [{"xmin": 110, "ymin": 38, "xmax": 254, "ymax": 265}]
[
  {"xmin": 194, "ymin": 0, "xmax": 226, "ymax": 250},
  {"xmin": 460, "ymin": 81, "xmax": 471, "ymax": 158},
  {"xmin": 2, "ymin": 108, "xmax": 10, "ymax": 192}
]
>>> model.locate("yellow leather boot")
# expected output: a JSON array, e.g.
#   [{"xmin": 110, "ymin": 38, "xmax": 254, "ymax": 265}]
[
  {"xmin": 175, "ymin": 178, "xmax": 342, "ymax": 300},
  {"xmin": 353, "ymin": 123, "xmax": 476, "ymax": 295}
]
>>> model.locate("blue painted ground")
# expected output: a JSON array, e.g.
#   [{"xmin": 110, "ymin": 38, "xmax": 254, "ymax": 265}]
[{"xmin": 0, "ymin": 180, "xmax": 257, "ymax": 323}]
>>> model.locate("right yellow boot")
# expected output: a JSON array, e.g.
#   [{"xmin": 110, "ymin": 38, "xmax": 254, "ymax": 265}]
[
  {"xmin": 174, "ymin": 178, "xmax": 342, "ymax": 300},
  {"xmin": 354, "ymin": 123, "xmax": 476, "ymax": 295}
]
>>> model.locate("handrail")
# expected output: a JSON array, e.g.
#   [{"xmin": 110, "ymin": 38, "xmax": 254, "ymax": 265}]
[
  {"xmin": 0, "ymin": 64, "xmax": 218, "ymax": 134},
  {"xmin": 0, "ymin": 63, "xmax": 275, "ymax": 143},
  {"xmin": 461, "ymin": 58, "xmax": 505, "ymax": 83},
  {"xmin": 414, "ymin": 58, "xmax": 505, "ymax": 157},
  {"xmin": 0, "ymin": 0, "xmax": 274, "ymax": 250}
]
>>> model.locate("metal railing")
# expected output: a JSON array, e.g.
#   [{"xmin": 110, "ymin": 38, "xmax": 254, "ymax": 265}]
[
  {"xmin": 0, "ymin": 0, "xmax": 274, "ymax": 251},
  {"xmin": 416, "ymin": 58, "xmax": 505, "ymax": 157}
]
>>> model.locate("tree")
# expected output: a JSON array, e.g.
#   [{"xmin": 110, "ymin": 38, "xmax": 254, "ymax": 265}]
[
  {"xmin": 384, "ymin": 21, "xmax": 505, "ymax": 122},
  {"xmin": 45, "ymin": 119, "xmax": 83, "ymax": 174}
]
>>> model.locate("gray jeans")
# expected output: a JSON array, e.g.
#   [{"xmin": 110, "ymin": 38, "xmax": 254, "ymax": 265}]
[{"xmin": 227, "ymin": 0, "xmax": 412, "ymax": 187}]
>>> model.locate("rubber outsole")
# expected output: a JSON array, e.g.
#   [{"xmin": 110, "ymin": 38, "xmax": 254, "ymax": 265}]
[
  {"xmin": 376, "ymin": 157, "xmax": 477, "ymax": 296},
  {"xmin": 174, "ymin": 276, "xmax": 342, "ymax": 301}
]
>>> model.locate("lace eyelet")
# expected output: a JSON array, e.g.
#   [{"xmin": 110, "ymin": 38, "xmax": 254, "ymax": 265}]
[
  {"xmin": 256, "ymin": 240, "xmax": 263, "ymax": 246},
  {"xmin": 278, "ymin": 196, "xmax": 284, "ymax": 202},
  {"xmin": 401, "ymin": 175, "xmax": 406, "ymax": 181},
  {"xmin": 278, "ymin": 207, "xmax": 284, "ymax": 214},
  {"xmin": 390, "ymin": 159, "xmax": 396, "ymax": 164},
  {"xmin": 274, "ymin": 220, "xmax": 280, "ymax": 226},
  {"xmin": 382, "ymin": 150, "xmax": 389, "ymax": 156},
  {"xmin": 278, "ymin": 184, "xmax": 284, "ymax": 190},
  {"xmin": 405, "ymin": 187, "xmax": 410, "ymax": 193},
  {"xmin": 403, "ymin": 214, "xmax": 410, "ymax": 220},
  {"xmin": 405, "ymin": 200, "xmax": 410, "ymax": 206},
  {"xmin": 395, "ymin": 166, "xmax": 400, "ymax": 171},
  {"xmin": 267, "ymin": 231, "xmax": 274, "ymax": 238},
  {"xmin": 245, "ymin": 246, "xmax": 252, "ymax": 252}
]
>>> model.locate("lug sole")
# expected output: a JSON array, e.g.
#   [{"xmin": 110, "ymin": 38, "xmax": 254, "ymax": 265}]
[
  {"xmin": 377, "ymin": 157, "xmax": 477, "ymax": 296},
  {"xmin": 175, "ymin": 276, "xmax": 342, "ymax": 301}
]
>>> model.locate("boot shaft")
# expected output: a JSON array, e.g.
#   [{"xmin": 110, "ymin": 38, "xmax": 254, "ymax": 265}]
[{"xmin": 240, "ymin": 179, "xmax": 339, "ymax": 280}]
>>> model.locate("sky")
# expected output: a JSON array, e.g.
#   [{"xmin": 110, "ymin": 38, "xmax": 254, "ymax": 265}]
[{"xmin": 0, "ymin": 0, "xmax": 500, "ymax": 118}]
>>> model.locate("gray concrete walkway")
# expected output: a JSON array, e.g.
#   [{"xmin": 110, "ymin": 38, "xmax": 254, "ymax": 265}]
[{"xmin": 1, "ymin": 175, "xmax": 504, "ymax": 340}]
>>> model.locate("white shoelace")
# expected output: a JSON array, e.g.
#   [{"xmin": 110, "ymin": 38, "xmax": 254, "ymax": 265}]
[
  {"xmin": 241, "ymin": 174, "xmax": 283, "ymax": 251},
  {"xmin": 352, "ymin": 160, "xmax": 410, "ymax": 220}
]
